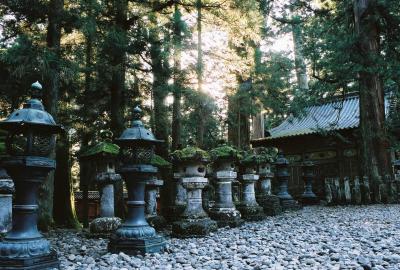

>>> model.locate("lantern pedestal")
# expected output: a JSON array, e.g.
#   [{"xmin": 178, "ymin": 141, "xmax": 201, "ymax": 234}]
[
  {"xmin": 108, "ymin": 165, "xmax": 165, "ymax": 254},
  {"xmin": 0, "ymin": 168, "xmax": 14, "ymax": 234},
  {"xmin": 90, "ymin": 172, "xmax": 122, "ymax": 237},
  {"xmin": 301, "ymin": 162, "xmax": 318, "ymax": 205},
  {"xmin": 172, "ymin": 177, "xmax": 217, "ymax": 238},
  {"xmin": 163, "ymin": 173, "xmax": 186, "ymax": 222},
  {"xmin": 208, "ymin": 171, "xmax": 243, "ymax": 228},
  {"xmin": 256, "ymin": 172, "xmax": 282, "ymax": 216},
  {"xmin": 145, "ymin": 178, "xmax": 166, "ymax": 230},
  {"xmin": 276, "ymin": 152, "xmax": 301, "ymax": 211},
  {"xmin": 237, "ymin": 174, "xmax": 264, "ymax": 221},
  {"xmin": 0, "ymin": 157, "xmax": 59, "ymax": 270}
]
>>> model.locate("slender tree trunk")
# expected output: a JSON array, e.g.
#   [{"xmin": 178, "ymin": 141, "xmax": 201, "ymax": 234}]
[
  {"xmin": 196, "ymin": 0, "xmax": 205, "ymax": 147},
  {"xmin": 109, "ymin": 0, "xmax": 128, "ymax": 218},
  {"xmin": 149, "ymin": 15, "xmax": 170, "ymax": 158},
  {"xmin": 172, "ymin": 4, "xmax": 183, "ymax": 150},
  {"xmin": 251, "ymin": 0, "xmax": 273, "ymax": 140},
  {"xmin": 54, "ymin": 131, "xmax": 80, "ymax": 228},
  {"xmin": 354, "ymin": 0, "xmax": 390, "ymax": 201},
  {"xmin": 39, "ymin": 0, "xmax": 64, "ymax": 231},
  {"xmin": 81, "ymin": 3, "xmax": 95, "ymax": 227}
]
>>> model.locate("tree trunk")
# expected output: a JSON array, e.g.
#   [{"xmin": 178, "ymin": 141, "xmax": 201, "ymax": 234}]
[
  {"xmin": 228, "ymin": 91, "xmax": 250, "ymax": 149},
  {"xmin": 109, "ymin": 0, "xmax": 128, "ymax": 218},
  {"xmin": 292, "ymin": 22, "xmax": 309, "ymax": 91},
  {"xmin": 39, "ymin": 0, "xmax": 64, "ymax": 231},
  {"xmin": 251, "ymin": 0, "xmax": 273, "ymax": 140},
  {"xmin": 354, "ymin": 0, "xmax": 390, "ymax": 201},
  {"xmin": 54, "ymin": 131, "xmax": 80, "ymax": 228},
  {"xmin": 196, "ymin": 0, "xmax": 205, "ymax": 147},
  {"xmin": 251, "ymin": 113, "xmax": 264, "ymax": 140},
  {"xmin": 149, "ymin": 15, "xmax": 170, "ymax": 158},
  {"xmin": 172, "ymin": 4, "xmax": 183, "ymax": 151},
  {"xmin": 110, "ymin": 1, "xmax": 127, "ymax": 137}
]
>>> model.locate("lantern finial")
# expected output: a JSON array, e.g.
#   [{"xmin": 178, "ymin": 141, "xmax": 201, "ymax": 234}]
[
  {"xmin": 133, "ymin": 106, "xmax": 143, "ymax": 121},
  {"xmin": 31, "ymin": 81, "xmax": 43, "ymax": 99}
]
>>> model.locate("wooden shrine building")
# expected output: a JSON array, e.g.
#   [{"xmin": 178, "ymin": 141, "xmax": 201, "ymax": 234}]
[{"xmin": 252, "ymin": 93, "xmax": 397, "ymax": 200}]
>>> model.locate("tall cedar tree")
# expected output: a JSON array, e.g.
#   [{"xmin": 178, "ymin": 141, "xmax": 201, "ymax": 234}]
[{"xmin": 354, "ymin": 0, "xmax": 391, "ymax": 199}]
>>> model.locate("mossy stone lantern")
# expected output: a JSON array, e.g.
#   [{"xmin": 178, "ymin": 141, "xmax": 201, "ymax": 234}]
[
  {"xmin": 171, "ymin": 139, "xmax": 218, "ymax": 238},
  {"xmin": 254, "ymin": 148, "xmax": 282, "ymax": 216},
  {"xmin": 108, "ymin": 107, "xmax": 166, "ymax": 254},
  {"xmin": 81, "ymin": 138, "xmax": 122, "ymax": 236},
  {"xmin": 237, "ymin": 151, "xmax": 264, "ymax": 221},
  {"xmin": 0, "ymin": 82, "xmax": 62, "ymax": 270},
  {"xmin": 208, "ymin": 142, "xmax": 243, "ymax": 228}
]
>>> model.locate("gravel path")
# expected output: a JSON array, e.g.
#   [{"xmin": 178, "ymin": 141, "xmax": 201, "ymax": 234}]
[{"xmin": 48, "ymin": 205, "xmax": 400, "ymax": 270}]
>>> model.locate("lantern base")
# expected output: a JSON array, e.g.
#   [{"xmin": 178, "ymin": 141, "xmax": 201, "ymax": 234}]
[
  {"xmin": 280, "ymin": 198, "xmax": 302, "ymax": 211},
  {"xmin": 172, "ymin": 218, "xmax": 218, "ymax": 238},
  {"xmin": 208, "ymin": 208, "xmax": 243, "ymax": 228},
  {"xmin": 301, "ymin": 192, "xmax": 319, "ymax": 205},
  {"xmin": 0, "ymin": 249, "xmax": 59, "ymax": 270},
  {"xmin": 236, "ymin": 203, "xmax": 264, "ymax": 221},
  {"xmin": 257, "ymin": 195, "xmax": 282, "ymax": 216},
  {"xmin": 108, "ymin": 234, "xmax": 166, "ymax": 255},
  {"xmin": 162, "ymin": 205, "xmax": 186, "ymax": 222}
]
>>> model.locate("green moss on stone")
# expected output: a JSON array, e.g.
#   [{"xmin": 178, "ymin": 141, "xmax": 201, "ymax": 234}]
[
  {"xmin": 151, "ymin": 154, "xmax": 171, "ymax": 168},
  {"xmin": 80, "ymin": 142, "xmax": 120, "ymax": 158},
  {"xmin": 171, "ymin": 146, "xmax": 210, "ymax": 163},
  {"xmin": 210, "ymin": 144, "xmax": 242, "ymax": 162},
  {"xmin": 241, "ymin": 147, "xmax": 275, "ymax": 166}
]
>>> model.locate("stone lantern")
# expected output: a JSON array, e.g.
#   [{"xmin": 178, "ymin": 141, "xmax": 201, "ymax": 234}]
[
  {"xmin": 301, "ymin": 161, "xmax": 318, "ymax": 205},
  {"xmin": 145, "ymin": 154, "xmax": 170, "ymax": 230},
  {"xmin": 171, "ymin": 139, "xmax": 218, "ymax": 237},
  {"xmin": 108, "ymin": 107, "xmax": 166, "ymax": 254},
  {"xmin": 237, "ymin": 152, "xmax": 264, "ymax": 221},
  {"xmin": 208, "ymin": 141, "xmax": 243, "ymax": 227},
  {"xmin": 0, "ymin": 82, "xmax": 62, "ymax": 269},
  {"xmin": 254, "ymin": 148, "xmax": 282, "ymax": 216},
  {"xmin": 275, "ymin": 151, "xmax": 300, "ymax": 210},
  {"xmin": 81, "ymin": 139, "xmax": 122, "ymax": 236}
]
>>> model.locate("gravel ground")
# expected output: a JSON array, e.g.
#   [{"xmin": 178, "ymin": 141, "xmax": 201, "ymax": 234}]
[{"xmin": 48, "ymin": 205, "xmax": 400, "ymax": 270}]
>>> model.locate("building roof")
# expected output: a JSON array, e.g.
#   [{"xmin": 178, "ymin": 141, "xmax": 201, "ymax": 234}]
[{"xmin": 260, "ymin": 93, "xmax": 393, "ymax": 141}]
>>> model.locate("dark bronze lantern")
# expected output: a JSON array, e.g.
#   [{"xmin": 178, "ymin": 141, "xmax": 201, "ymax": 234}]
[
  {"xmin": 108, "ymin": 106, "xmax": 166, "ymax": 254},
  {"xmin": 0, "ymin": 81, "xmax": 62, "ymax": 270}
]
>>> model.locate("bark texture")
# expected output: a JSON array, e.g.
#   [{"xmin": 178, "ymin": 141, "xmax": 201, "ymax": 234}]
[{"xmin": 354, "ymin": 0, "xmax": 391, "ymax": 201}]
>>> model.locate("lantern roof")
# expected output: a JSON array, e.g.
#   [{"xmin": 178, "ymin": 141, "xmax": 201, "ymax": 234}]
[
  {"xmin": 210, "ymin": 140, "xmax": 242, "ymax": 162},
  {"xmin": 115, "ymin": 106, "xmax": 163, "ymax": 146},
  {"xmin": 170, "ymin": 138, "xmax": 210, "ymax": 164},
  {"xmin": 150, "ymin": 154, "xmax": 171, "ymax": 168},
  {"xmin": 80, "ymin": 141, "xmax": 120, "ymax": 158},
  {"xmin": 275, "ymin": 151, "xmax": 289, "ymax": 166},
  {"xmin": 0, "ymin": 82, "xmax": 63, "ymax": 133}
]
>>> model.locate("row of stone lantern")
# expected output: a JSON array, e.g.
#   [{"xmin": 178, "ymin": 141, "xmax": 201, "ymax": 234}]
[{"xmin": 0, "ymin": 82, "xmax": 320, "ymax": 269}]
